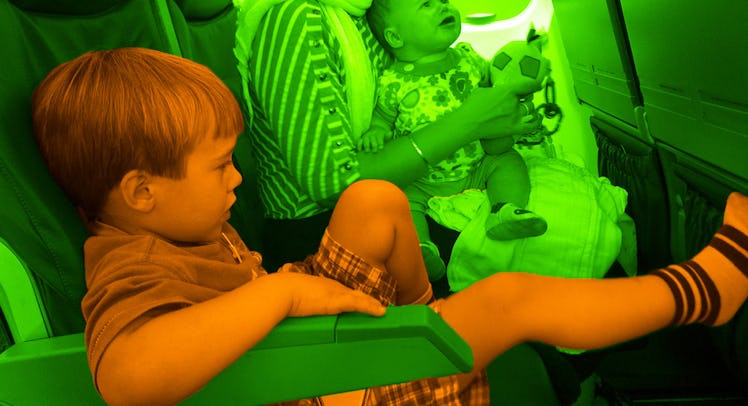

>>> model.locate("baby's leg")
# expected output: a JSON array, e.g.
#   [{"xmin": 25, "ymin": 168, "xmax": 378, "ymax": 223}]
[
  {"xmin": 326, "ymin": 180, "xmax": 433, "ymax": 305},
  {"xmin": 482, "ymin": 148, "xmax": 530, "ymax": 207},
  {"xmin": 410, "ymin": 209, "xmax": 447, "ymax": 281},
  {"xmin": 439, "ymin": 192, "xmax": 748, "ymax": 373},
  {"xmin": 481, "ymin": 151, "xmax": 547, "ymax": 240},
  {"xmin": 403, "ymin": 183, "xmax": 447, "ymax": 281}
]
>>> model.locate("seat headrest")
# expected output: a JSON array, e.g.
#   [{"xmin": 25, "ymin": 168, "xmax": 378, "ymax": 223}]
[
  {"xmin": 174, "ymin": 0, "xmax": 233, "ymax": 20},
  {"xmin": 9, "ymin": 0, "xmax": 124, "ymax": 15}
]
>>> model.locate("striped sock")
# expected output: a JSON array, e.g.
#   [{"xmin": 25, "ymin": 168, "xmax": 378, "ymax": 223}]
[{"xmin": 651, "ymin": 192, "xmax": 748, "ymax": 326}]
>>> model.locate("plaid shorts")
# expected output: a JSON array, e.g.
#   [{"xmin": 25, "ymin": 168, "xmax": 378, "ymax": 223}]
[{"xmin": 275, "ymin": 230, "xmax": 490, "ymax": 406}]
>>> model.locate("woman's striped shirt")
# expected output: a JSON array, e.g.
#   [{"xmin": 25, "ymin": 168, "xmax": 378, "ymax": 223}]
[{"xmin": 246, "ymin": 0, "xmax": 391, "ymax": 220}]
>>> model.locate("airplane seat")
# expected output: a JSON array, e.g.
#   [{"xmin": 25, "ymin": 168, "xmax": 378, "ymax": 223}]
[
  {"xmin": 164, "ymin": 0, "xmax": 265, "ymax": 251},
  {"xmin": 0, "ymin": 1, "xmax": 196, "ymax": 403},
  {"xmin": 0, "ymin": 1, "xmax": 477, "ymax": 404},
  {"xmin": 551, "ymin": 0, "xmax": 672, "ymax": 272},
  {"xmin": 551, "ymin": 0, "xmax": 641, "ymax": 127},
  {"xmin": 656, "ymin": 146, "xmax": 748, "ymax": 393},
  {"xmin": 0, "ymin": 0, "xmax": 179, "ymax": 342},
  {"xmin": 591, "ymin": 118, "xmax": 672, "ymax": 272},
  {"xmin": 591, "ymin": 0, "xmax": 748, "ymax": 398},
  {"xmin": 552, "ymin": 0, "xmax": 748, "ymax": 401}
]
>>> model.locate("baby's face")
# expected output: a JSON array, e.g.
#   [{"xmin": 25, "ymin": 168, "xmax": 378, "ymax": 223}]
[{"xmin": 390, "ymin": 0, "xmax": 462, "ymax": 59}]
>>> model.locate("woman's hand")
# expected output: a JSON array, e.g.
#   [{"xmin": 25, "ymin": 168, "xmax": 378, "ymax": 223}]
[
  {"xmin": 486, "ymin": 101, "xmax": 544, "ymax": 139},
  {"xmin": 356, "ymin": 77, "xmax": 544, "ymax": 187},
  {"xmin": 453, "ymin": 85, "xmax": 541, "ymax": 140}
]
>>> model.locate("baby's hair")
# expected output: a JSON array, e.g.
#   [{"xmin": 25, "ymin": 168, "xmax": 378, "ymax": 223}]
[
  {"xmin": 32, "ymin": 47, "xmax": 244, "ymax": 218},
  {"xmin": 366, "ymin": 0, "xmax": 394, "ymax": 50}
]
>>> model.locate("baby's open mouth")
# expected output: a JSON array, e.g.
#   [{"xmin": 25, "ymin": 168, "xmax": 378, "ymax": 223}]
[{"xmin": 440, "ymin": 16, "xmax": 456, "ymax": 26}]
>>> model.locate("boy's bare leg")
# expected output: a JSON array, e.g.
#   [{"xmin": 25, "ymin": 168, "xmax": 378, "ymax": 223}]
[
  {"xmin": 326, "ymin": 180, "xmax": 432, "ymax": 305},
  {"xmin": 441, "ymin": 192, "xmax": 748, "ymax": 374}
]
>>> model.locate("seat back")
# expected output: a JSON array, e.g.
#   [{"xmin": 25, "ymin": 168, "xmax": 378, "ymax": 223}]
[
  {"xmin": 0, "ymin": 3, "xmax": 482, "ymax": 404},
  {"xmin": 619, "ymin": 0, "xmax": 748, "ymax": 181},
  {"xmin": 164, "ymin": 0, "xmax": 265, "ymax": 251},
  {"xmin": 552, "ymin": 0, "xmax": 642, "ymax": 127},
  {"xmin": 0, "ymin": 0, "xmax": 263, "ymax": 343},
  {"xmin": 555, "ymin": 0, "xmax": 748, "ymax": 394},
  {"xmin": 551, "ymin": 0, "xmax": 672, "ymax": 271},
  {"xmin": 0, "ymin": 0, "xmax": 184, "ymax": 341}
]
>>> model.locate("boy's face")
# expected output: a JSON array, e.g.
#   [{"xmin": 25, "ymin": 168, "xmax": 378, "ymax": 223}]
[
  {"xmin": 388, "ymin": 0, "xmax": 461, "ymax": 59},
  {"xmin": 149, "ymin": 133, "xmax": 242, "ymax": 243}
]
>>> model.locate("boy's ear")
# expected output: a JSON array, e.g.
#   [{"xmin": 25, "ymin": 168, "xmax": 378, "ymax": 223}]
[
  {"xmin": 119, "ymin": 170, "xmax": 156, "ymax": 213},
  {"xmin": 384, "ymin": 27, "xmax": 403, "ymax": 49}
]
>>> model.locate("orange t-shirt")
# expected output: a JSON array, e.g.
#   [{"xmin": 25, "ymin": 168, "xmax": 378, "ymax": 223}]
[{"xmin": 81, "ymin": 222, "xmax": 264, "ymax": 388}]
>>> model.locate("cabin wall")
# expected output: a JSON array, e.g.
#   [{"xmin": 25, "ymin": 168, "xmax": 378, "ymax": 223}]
[{"xmin": 456, "ymin": 0, "xmax": 599, "ymax": 175}]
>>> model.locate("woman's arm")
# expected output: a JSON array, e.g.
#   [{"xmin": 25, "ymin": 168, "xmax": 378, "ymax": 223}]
[
  {"xmin": 248, "ymin": 1, "xmax": 364, "ymax": 206},
  {"xmin": 358, "ymin": 84, "xmax": 540, "ymax": 186},
  {"xmin": 247, "ymin": 1, "xmax": 538, "ymax": 203}
]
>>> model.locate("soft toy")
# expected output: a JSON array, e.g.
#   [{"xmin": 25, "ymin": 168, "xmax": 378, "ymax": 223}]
[
  {"xmin": 490, "ymin": 27, "xmax": 562, "ymax": 151},
  {"xmin": 490, "ymin": 27, "xmax": 551, "ymax": 96}
]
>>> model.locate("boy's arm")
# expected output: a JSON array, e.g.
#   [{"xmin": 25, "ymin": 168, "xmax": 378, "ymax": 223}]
[{"xmin": 96, "ymin": 272, "xmax": 385, "ymax": 406}]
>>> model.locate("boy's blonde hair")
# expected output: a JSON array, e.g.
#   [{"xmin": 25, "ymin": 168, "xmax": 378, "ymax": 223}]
[{"xmin": 32, "ymin": 48, "xmax": 244, "ymax": 218}]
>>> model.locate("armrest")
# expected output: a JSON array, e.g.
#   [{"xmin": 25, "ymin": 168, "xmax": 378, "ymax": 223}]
[
  {"xmin": 187, "ymin": 305, "xmax": 473, "ymax": 404},
  {"xmin": 0, "ymin": 237, "xmax": 50, "ymax": 343},
  {"xmin": 0, "ymin": 306, "xmax": 472, "ymax": 405},
  {"xmin": 0, "ymin": 333, "xmax": 104, "ymax": 405}
]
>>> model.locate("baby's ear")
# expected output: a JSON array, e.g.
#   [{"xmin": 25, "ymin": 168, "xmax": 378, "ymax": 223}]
[
  {"xmin": 119, "ymin": 170, "xmax": 156, "ymax": 212},
  {"xmin": 384, "ymin": 27, "xmax": 403, "ymax": 49}
]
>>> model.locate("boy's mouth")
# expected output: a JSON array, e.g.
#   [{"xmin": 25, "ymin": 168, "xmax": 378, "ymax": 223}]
[{"xmin": 440, "ymin": 16, "xmax": 456, "ymax": 26}]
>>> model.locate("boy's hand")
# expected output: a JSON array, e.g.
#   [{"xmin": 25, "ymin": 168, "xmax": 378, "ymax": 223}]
[
  {"xmin": 272, "ymin": 271, "xmax": 387, "ymax": 317},
  {"xmin": 358, "ymin": 127, "xmax": 390, "ymax": 152}
]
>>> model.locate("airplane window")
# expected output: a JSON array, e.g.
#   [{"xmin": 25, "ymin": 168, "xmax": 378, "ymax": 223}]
[{"xmin": 451, "ymin": 0, "xmax": 532, "ymax": 25}]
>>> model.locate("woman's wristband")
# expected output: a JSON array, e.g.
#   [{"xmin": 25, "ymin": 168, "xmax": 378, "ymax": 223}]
[{"xmin": 408, "ymin": 135, "xmax": 430, "ymax": 166}]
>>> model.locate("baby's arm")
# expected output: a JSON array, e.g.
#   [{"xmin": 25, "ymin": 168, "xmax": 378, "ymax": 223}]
[
  {"xmin": 359, "ymin": 107, "xmax": 395, "ymax": 152},
  {"xmin": 96, "ymin": 273, "xmax": 384, "ymax": 406}
]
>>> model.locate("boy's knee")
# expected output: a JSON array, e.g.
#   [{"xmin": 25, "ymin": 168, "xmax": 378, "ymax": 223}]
[{"xmin": 341, "ymin": 180, "xmax": 409, "ymax": 213}]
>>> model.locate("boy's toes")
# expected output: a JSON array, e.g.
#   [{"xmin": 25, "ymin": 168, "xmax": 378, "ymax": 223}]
[{"xmin": 724, "ymin": 192, "xmax": 748, "ymax": 231}]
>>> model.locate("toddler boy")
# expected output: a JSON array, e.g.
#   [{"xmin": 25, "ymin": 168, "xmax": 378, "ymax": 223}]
[{"xmin": 33, "ymin": 47, "xmax": 748, "ymax": 406}]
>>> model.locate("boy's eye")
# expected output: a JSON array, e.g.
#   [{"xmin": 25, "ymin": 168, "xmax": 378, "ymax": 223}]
[
  {"xmin": 422, "ymin": 1, "xmax": 431, "ymax": 7},
  {"xmin": 219, "ymin": 160, "xmax": 233, "ymax": 171}
]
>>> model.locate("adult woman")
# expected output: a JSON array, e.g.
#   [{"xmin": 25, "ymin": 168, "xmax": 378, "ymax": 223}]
[{"xmin": 235, "ymin": 0, "xmax": 541, "ymax": 272}]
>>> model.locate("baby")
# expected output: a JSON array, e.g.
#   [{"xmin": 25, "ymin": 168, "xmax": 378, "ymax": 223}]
[{"xmin": 364, "ymin": 0, "xmax": 548, "ymax": 279}]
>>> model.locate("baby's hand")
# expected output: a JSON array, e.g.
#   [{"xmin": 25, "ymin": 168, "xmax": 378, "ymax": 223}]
[
  {"xmin": 358, "ymin": 126, "xmax": 390, "ymax": 152},
  {"xmin": 273, "ymin": 271, "xmax": 387, "ymax": 317}
]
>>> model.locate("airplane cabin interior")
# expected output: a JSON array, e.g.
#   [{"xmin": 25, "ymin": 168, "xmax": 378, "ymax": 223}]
[{"xmin": 1, "ymin": 0, "xmax": 747, "ymax": 404}]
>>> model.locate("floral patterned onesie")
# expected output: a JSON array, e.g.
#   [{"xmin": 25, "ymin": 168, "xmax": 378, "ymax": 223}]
[{"xmin": 375, "ymin": 42, "xmax": 490, "ymax": 183}]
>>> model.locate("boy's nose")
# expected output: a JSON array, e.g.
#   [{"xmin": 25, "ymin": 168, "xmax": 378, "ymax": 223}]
[{"xmin": 229, "ymin": 164, "xmax": 243, "ymax": 189}]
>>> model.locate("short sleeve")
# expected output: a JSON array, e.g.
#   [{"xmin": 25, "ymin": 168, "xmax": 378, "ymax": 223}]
[
  {"xmin": 455, "ymin": 42, "xmax": 490, "ymax": 85},
  {"xmin": 374, "ymin": 70, "xmax": 400, "ymax": 123}
]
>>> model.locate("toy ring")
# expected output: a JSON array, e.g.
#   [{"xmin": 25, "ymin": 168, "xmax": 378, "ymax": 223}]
[{"xmin": 519, "ymin": 101, "xmax": 532, "ymax": 116}]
